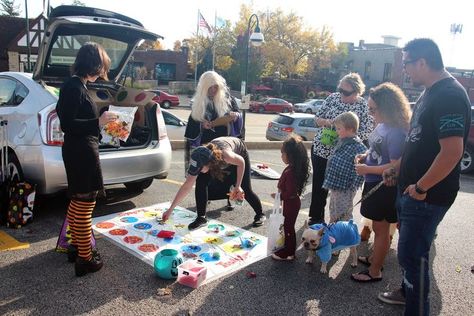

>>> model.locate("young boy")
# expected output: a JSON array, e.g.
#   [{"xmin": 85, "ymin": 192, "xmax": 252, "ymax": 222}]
[{"xmin": 323, "ymin": 112, "xmax": 367, "ymax": 222}]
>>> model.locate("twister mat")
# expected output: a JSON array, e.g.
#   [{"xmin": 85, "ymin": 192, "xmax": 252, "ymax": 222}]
[{"xmin": 92, "ymin": 202, "xmax": 268, "ymax": 285}]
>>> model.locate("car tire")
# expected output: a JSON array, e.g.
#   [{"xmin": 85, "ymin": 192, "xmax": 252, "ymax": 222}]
[
  {"xmin": 162, "ymin": 101, "xmax": 171, "ymax": 109},
  {"xmin": 460, "ymin": 146, "xmax": 474, "ymax": 174},
  {"xmin": 305, "ymin": 108, "xmax": 312, "ymax": 114},
  {"xmin": 258, "ymin": 106, "xmax": 265, "ymax": 113},
  {"xmin": 124, "ymin": 178, "xmax": 154, "ymax": 192},
  {"xmin": 7, "ymin": 154, "xmax": 24, "ymax": 183}
]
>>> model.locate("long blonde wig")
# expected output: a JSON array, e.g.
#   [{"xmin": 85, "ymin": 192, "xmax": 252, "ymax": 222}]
[{"xmin": 191, "ymin": 71, "xmax": 231, "ymax": 121}]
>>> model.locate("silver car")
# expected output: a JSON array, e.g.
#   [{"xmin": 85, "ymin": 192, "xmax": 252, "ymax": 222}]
[
  {"xmin": 293, "ymin": 99, "xmax": 325, "ymax": 114},
  {"xmin": 266, "ymin": 113, "xmax": 316, "ymax": 141},
  {"xmin": 0, "ymin": 6, "xmax": 171, "ymax": 194}
]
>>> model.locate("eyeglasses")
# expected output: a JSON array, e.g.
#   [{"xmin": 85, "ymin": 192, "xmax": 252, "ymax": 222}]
[
  {"xmin": 338, "ymin": 87, "xmax": 356, "ymax": 96},
  {"xmin": 403, "ymin": 58, "xmax": 419, "ymax": 68}
]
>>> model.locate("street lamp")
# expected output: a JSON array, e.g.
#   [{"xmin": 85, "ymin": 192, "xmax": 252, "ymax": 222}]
[{"xmin": 241, "ymin": 13, "xmax": 264, "ymax": 140}]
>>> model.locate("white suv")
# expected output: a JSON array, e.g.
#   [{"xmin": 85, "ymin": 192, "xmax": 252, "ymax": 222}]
[
  {"xmin": 293, "ymin": 99, "xmax": 325, "ymax": 114},
  {"xmin": 0, "ymin": 5, "xmax": 171, "ymax": 194}
]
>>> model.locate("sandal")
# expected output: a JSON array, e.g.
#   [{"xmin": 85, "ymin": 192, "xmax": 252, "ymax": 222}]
[
  {"xmin": 358, "ymin": 256, "xmax": 384, "ymax": 271},
  {"xmin": 351, "ymin": 269, "xmax": 382, "ymax": 283}
]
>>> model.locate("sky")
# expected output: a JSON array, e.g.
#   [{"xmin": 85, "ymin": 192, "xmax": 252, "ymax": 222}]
[{"xmin": 22, "ymin": 0, "xmax": 474, "ymax": 69}]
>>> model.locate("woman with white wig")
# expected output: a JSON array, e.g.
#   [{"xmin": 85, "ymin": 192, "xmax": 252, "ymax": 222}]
[{"xmin": 184, "ymin": 71, "xmax": 243, "ymax": 210}]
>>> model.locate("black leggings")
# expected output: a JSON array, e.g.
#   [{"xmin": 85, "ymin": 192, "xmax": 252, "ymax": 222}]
[
  {"xmin": 308, "ymin": 152, "xmax": 328, "ymax": 223},
  {"xmin": 195, "ymin": 153, "xmax": 262, "ymax": 217}
]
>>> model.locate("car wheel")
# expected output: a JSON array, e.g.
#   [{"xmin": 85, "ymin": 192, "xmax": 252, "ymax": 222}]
[
  {"xmin": 6, "ymin": 154, "xmax": 24, "ymax": 183},
  {"xmin": 162, "ymin": 101, "xmax": 171, "ymax": 109},
  {"xmin": 124, "ymin": 178, "xmax": 154, "ymax": 192},
  {"xmin": 305, "ymin": 108, "xmax": 312, "ymax": 114},
  {"xmin": 460, "ymin": 146, "xmax": 474, "ymax": 174},
  {"xmin": 258, "ymin": 106, "xmax": 265, "ymax": 113},
  {"xmin": 282, "ymin": 108, "xmax": 289, "ymax": 113}
]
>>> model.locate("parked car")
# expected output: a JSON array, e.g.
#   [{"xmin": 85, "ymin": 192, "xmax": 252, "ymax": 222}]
[
  {"xmin": 149, "ymin": 90, "xmax": 180, "ymax": 109},
  {"xmin": 266, "ymin": 113, "xmax": 316, "ymax": 141},
  {"xmin": 162, "ymin": 109, "xmax": 186, "ymax": 140},
  {"xmin": 0, "ymin": 5, "xmax": 172, "ymax": 194},
  {"xmin": 249, "ymin": 98, "xmax": 293, "ymax": 113},
  {"xmin": 293, "ymin": 99, "xmax": 325, "ymax": 114},
  {"xmin": 460, "ymin": 105, "xmax": 474, "ymax": 174}
]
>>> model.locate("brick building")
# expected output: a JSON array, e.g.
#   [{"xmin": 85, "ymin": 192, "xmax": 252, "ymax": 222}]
[{"xmin": 131, "ymin": 47, "xmax": 189, "ymax": 83}]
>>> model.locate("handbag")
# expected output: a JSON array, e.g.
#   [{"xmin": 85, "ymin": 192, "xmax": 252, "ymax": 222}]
[
  {"xmin": 266, "ymin": 192, "xmax": 285, "ymax": 254},
  {"xmin": 320, "ymin": 127, "xmax": 338, "ymax": 146}
]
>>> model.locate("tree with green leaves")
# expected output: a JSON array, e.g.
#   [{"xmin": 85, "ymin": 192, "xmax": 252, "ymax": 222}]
[{"xmin": 1, "ymin": 0, "xmax": 20, "ymax": 16}]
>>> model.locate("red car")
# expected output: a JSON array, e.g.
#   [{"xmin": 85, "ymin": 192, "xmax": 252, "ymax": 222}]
[
  {"xmin": 150, "ymin": 90, "xmax": 180, "ymax": 109},
  {"xmin": 249, "ymin": 98, "xmax": 293, "ymax": 113}
]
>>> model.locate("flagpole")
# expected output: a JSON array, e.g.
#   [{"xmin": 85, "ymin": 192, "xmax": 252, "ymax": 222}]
[
  {"xmin": 212, "ymin": 10, "xmax": 216, "ymax": 70},
  {"xmin": 194, "ymin": 9, "xmax": 199, "ymax": 88}
]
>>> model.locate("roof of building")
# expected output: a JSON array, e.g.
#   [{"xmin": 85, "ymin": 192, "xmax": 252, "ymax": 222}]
[{"xmin": 0, "ymin": 16, "xmax": 34, "ymax": 57}]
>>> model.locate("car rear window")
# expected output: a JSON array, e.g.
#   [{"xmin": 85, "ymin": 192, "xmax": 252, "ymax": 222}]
[
  {"xmin": 48, "ymin": 35, "xmax": 128, "ymax": 70},
  {"xmin": 274, "ymin": 115, "xmax": 294, "ymax": 125}
]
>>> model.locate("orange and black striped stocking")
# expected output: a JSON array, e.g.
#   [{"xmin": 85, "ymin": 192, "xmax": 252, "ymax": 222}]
[
  {"xmin": 66, "ymin": 200, "xmax": 82, "ymax": 246},
  {"xmin": 73, "ymin": 200, "xmax": 96, "ymax": 260}
]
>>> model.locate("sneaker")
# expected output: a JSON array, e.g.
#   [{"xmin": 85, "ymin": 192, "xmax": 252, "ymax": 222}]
[
  {"xmin": 377, "ymin": 288, "xmax": 406, "ymax": 305},
  {"xmin": 188, "ymin": 216, "xmax": 208, "ymax": 230},
  {"xmin": 75, "ymin": 256, "xmax": 103, "ymax": 277},
  {"xmin": 252, "ymin": 214, "xmax": 266, "ymax": 227}
]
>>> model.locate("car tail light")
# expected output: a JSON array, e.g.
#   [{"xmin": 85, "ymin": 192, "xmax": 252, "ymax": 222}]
[
  {"xmin": 38, "ymin": 103, "xmax": 64, "ymax": 146},
  {"xmin": 268, "ymin": 122, "xmax": 273, "ymax": 128},
  {"xmin": 281, "ymin": 127, "xmax": 294, "ymax": 132},
  {"xmin": 156, "ymin": 106, "xmax": 168, "ymax": 140}
]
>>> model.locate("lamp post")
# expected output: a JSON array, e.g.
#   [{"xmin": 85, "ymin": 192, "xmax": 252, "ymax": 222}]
[{"xmin": 240, "ymin": 13, "xmax": 264, "ymax": 140}]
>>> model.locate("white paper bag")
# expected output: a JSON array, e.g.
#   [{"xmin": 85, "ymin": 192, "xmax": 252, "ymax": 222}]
[{"xmin": 266, "ymin": 192, "xmax": 285, "ymax": 254}]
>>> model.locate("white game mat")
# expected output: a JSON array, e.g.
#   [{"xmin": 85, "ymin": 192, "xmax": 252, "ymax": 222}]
[{"xmin": 92, "ymin": 202, "xmax": 269, "ymax": 285}]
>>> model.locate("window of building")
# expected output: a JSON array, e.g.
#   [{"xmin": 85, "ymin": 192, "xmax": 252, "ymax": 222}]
[
  {"xmin": 155, "ymin": 63, "xmax": 176, "ymax": 83},
  {"xmin": 383, "ymin": 63, "xmax": 392, "ymax": 81},
  {"xmin": 364, "ymin": 61, "xmax": 371, "ymax": 80}
]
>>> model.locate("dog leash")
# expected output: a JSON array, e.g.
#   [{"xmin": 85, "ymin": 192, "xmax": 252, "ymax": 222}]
[{"xmin": 353, "ymin": 181, "xmax": 384, "ymax": 207}]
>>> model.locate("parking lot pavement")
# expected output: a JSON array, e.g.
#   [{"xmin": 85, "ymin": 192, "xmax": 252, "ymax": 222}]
[{"xmin": 0, "ymin": 149, "xmax": 473, "ymax": 315}]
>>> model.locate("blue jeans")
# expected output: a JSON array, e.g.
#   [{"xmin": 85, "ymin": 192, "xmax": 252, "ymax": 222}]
[{"xmin": 397, "ymin": 193, "xmax": 450, "ymax": 316}]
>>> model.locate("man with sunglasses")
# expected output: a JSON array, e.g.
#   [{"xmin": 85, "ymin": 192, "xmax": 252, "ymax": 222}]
[
  {"xmin": 378, "ymin": 38, "xmax": 471, "ymax": 316},
  {"xmin": 308, "ymin": 73, "xmax": 374, "ymax": 225}
]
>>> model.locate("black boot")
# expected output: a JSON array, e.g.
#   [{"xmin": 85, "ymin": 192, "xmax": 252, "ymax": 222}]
[
  {"xmin": 226, "ymin": 198, "xmax": 234, "ymax": 211},
  {"xmin": 75, "ymin": 256, "xmax": 103, "ymax": 277},
  {"xmin": 188, "ymin": 216, "xmax": 208, "ymax": 230}
]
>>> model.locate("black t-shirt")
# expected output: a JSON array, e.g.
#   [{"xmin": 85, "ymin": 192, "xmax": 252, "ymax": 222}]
[{"xmin": 399, "ymin": 77, "xmax": 471, "ymax": 206}]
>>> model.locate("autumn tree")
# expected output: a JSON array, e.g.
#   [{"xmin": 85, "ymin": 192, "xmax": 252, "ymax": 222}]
[
  {"xmin": 138, "ymin": 40, "xmax": 163, "ymax": 50},
  {"xmin": 1, "ymin": 0, "xmax": 20, "ymax": 16}
]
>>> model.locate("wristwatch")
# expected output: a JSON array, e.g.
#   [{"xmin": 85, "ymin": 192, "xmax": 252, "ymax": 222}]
[{"xmin": 415, "ymin": 183, "xmax": 427, "ymax": 194}]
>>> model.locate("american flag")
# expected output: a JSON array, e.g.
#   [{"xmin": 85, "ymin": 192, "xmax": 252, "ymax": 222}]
[{"xmin": 199, "ymin": 12, "xmax": 212, "ymax": 34}]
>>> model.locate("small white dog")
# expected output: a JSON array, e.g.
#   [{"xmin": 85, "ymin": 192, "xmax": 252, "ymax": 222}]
[{"xmin": 298, "ymin": 220, "xmax": 360, "ymax": 273}]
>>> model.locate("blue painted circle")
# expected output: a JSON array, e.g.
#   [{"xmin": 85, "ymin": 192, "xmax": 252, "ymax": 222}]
[
  {"xmin": 181, "ymin": 244, "xmax": 202, "ymax": 253},
  {"xmin": 134, "ymin": 223, "xmax": 152, "ymax": 230},
  {"xmin": 120, "ymin": 216, "xmax": 138, "ymax": 223}
]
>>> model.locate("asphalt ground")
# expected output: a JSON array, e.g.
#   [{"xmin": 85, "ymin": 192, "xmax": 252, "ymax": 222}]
[{"xmin": 1, "ymin": 148, "xmax": 473, "ymax": 315}]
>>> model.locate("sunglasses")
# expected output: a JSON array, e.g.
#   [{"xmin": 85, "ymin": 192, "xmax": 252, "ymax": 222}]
[
  {"xmin": 403, "ymin": 58, "xmax": 419, "ymax": 67},
  {"xmin": 338, "ymin": 88, "xmax": 356, "ymax": 96}
]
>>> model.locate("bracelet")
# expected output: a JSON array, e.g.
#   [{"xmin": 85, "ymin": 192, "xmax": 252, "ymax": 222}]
[{"xmin": 415, "ymin": 183, "xmax": 427, "ymax": 194}]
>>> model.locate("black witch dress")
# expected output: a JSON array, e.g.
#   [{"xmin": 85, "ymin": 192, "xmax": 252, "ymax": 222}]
[{"xmin": 56, "ymin": 76, "xmax": 104, "ymax": 195}]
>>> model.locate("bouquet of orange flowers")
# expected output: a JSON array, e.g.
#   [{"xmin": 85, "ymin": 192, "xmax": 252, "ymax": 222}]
[{"xmin": 101, "ymin": 105, "xmax": 138, "ymax": 146}]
